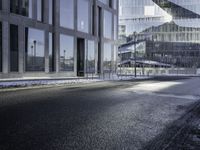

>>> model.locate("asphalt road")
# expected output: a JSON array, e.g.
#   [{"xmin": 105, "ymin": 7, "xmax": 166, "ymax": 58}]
[{"xmin": 0, "ymin": 76, "xmax": 200, "ymax": 150}]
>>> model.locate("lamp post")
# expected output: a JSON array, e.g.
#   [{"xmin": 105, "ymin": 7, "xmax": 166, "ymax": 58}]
[
  {"xmin": 31, "ymin": 45, "xmax": 34, "ymax": 65},
  {"xmin": 33, "ymin": 40, "xmax": 37, "ymax": 71},
  {"xmin": 64, "ymin": 50, "xmax": 66, "ymax": 70},
  {"xmin": 134, "ymin": 32, "xmax": 137, "ymax": 78}
]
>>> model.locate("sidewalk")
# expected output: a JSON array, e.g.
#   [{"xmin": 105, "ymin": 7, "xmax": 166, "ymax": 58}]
[{"xmin": 0, "ymin": 75, "xmax": 151, "ymax": 89}]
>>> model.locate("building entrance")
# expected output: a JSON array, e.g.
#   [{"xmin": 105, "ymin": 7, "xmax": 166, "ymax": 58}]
[{"xmin": 77, "ymin": 38, "xmax": 85, "ymax": 76}]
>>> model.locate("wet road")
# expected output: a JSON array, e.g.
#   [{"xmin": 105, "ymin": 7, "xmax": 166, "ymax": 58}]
[{"xmin": 0, "ymin": 77, "xmax": 200, "ymax": 150}]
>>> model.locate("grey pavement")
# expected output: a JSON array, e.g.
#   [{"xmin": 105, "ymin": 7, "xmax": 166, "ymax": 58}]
[{"xmin": 0, "ymin": 77, "xmax": 200, "ymax": 150}]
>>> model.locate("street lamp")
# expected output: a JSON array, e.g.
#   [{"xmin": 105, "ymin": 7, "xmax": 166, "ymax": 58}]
[
  {"xmin": 31, "ymin": 45, "xmax": 34, "ymax": 65},
  {"xmin": 33, "ymin": 40, "xmax": 37, "ymax": 71},
  {"xmin": 133, "ymin": 32, "xmax": 137, "ymax": 78},
  {"xmin": 64, "ymin": 50, "xmax": 66, "ymax": 70}
]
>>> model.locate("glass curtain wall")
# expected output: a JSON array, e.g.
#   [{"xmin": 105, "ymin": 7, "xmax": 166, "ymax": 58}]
[
  {"xmin": 60, "ymin": 0, "xmax": 74, "ymax": 29},
  {"xmin": 86, "ymin": 41, "xmax": 95, "ymax": 73},
  {"xmin": 10, "ymin": 0, "xmax": 32, "ymax": 18},
  {"xmin": 25, "ymin": 28, "xmax": 45, "ymax": 71},
  {"xmin": 37, "ymin": 0, "xmax": 43, "ymax": 21},
  {"xmin": 99, "ymin": 0, "xmax": 109, "ymax": 5},
  {"xmin": 77, "ymin": 0, "xmax": 89, "ymax": 33},
  {"xmin": 10, "ymin": 24, "xmax": 19, "ymax": 72},
  {"xmin": 114, "ymin": 15, "xmax": 117, "ymax": 40},
  {"xmin": 104, "ymin": 10, "xmax": 112, "ymax": 39},
  {"xmin": 103, "ymin": 43, "xmax": 112, "ymax": 72},
  {"xmin": 49, "ymin": 0, "xmax": 53, "ymax": 24},
  {"xmin": 60, "ymin": 34, "xmax": 74, "ymax": 71}
]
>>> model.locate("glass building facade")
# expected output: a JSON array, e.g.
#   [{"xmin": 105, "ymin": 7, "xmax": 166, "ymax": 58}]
[
  {"xmin": 0, "ymin": 0, "xmax": 118, "ymax": 78},
  {"xmin": 119, "ymin": 0, "xmax": 200, "ymax": 68}
]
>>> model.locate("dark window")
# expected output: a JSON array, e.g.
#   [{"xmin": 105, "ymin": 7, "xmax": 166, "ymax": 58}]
[
  {"xmin": 0, "ymin": 22, "xmax": 2, "ymax": 72},
  {"xmin": 10, "ymin": 24, "xmax": 19, "ymax": 72},
  {"xmin": 49, "ymin": 33, "xmax": 54, "ymax": 72},
  {"xmin": 0, "ymin": 0, "xmax": 2, "ymax": 10},
  {"xmin": 10, "ymin": 0, "xmax": 32, "ymax": 17},
  {"xmin": 109, "ymin": 0, "xmax": 112, "ymax": 8}
]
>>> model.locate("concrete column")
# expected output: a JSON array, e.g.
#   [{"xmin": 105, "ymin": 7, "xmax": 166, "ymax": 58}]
[
  {"xmin": 45, "ymin": 31, "xmax": 49, "ymax": 73},
  {"xmin": 2, "ymin": 21, "xmax": 9, "ymax": 73},
  {"xmin": 100, "ymin": 41, "xmax": 104, "ymax": 74},
  {"xmin": 74, "ymin": 0, "xmax": 78, "ymax": 75},
  {"xmin": 53, "ymin": 0, "xmax": 60, "ymax": 73},
  {"xmin": 95, "ymin": 41, "xmax": 98, "ymax": 74},
  {"xmin": 18, "ymin": 25, "xmax": 25, "ymax": 73},
  {"xmin": 100, "ymin": 10, "xmax": 104, "ymax": 74},
  {"xmin": 84, "ymin": 40, "xmax": 88, "ymax": 76}
]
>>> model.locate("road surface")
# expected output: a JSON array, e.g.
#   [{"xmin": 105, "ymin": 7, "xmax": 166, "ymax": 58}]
[{"xmin": 0, "ymin": 77, "xmax": 200, "ymax": 150}]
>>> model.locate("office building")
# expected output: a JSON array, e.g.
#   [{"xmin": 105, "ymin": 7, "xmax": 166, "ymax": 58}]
[{"xmin": 0, "ymin": 0, "xmax": 118, "ymax": 78}]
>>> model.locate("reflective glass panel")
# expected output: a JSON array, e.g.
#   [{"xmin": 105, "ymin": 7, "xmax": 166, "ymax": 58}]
[
  {"xmin": 37, "ymin": 0, "xmax": 43, "ymax": 21},
  {"xmin": 77, "ymin": 0, "xmax": 89, "ymax": 33},
  {"xmin": 60, "ymin": 34, "xmax": 74, "ymax": 71},
  {"xmin": 60, "ymin": 0, "xmax": 74, "ymax": 29},
  {"xmin": 104, "ymin": 10, "xmax": 112, "ymax": 39},
  {"xmin": 103, "ymin": 43, "xmax": 112, "ymax": 71},
  {"xmin": 86, "ymin": 40, "xmax": 95, "ymax": 73},
  {"xmin": 25, "ymin": 28, "xmax": 45, "ymax": 71}
]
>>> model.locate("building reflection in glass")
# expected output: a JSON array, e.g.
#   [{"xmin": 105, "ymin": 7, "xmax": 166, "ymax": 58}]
[{"xmin": 25, "ymin": 28, "xmax": 45, "ymax": 71}]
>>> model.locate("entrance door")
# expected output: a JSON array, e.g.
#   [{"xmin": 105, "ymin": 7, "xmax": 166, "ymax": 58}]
[{"xmin": 77, "ymin": 38, "xmax": 85, "ymax": 76}]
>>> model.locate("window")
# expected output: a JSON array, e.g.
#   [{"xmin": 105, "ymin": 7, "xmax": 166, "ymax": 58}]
[
  {"xmin": 37, "ymin": 0, "xmax": 43, "ymax": 21},
  {"xmin": 10, "ymin": 0, "xmax": 32, "ymax": 18},
  {"xmin": 99, "ymin": 0, "xmax": 110, "ymax": 6},
  {"xmin": 86, "ymin": 41, "xmax": 95, "ymax": 73},
  {"xmin": 60, "ymin": 0, "xmax": 74, "ymax": 29},
  {"xmin": 114, "ymin": 15, "xmax": 118, "ymax": 40},
  {"xmin": 60, "ymin": 34, "xmax": 74, "ymax": 71},
  {"xmin": 77, "ymin": 0, "xmax": 89, "ymax": 33},
  {"xmin": 49, "ymin": 33, "xmax": 54, "ymax": 72},
  {"xmin": 104, "ymin": 10, "xmax": 112, "ymax": 39},
  {"xmin": 0, "ymin": 0, "xmax": 2, "ymax": 10},
  {"xmin": 49, "ymin": 0, "xmax": 53, "ymax": 24},
  {"xmin": 0, "ymin": 22, "xmax": 2, "ymax": 72},
  {"xmin": 103, "ymin": 43, "xmax": 112, "ymax": 72},
  {"xmin": 25, "ymin": 28, "xmax": 45, "ymax": 72},
  {"xmin": 10, "ymin": 24, "xmax": 19, "ymax": 72}
]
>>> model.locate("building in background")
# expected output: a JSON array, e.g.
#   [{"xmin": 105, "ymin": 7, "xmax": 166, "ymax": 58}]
[
  {"xmin": 0, "ymin": 0, "xmax": 118, "ymax": 79},
  {"xmin": 119, "ymin": 0, "xmax": 171, "ymax": 37},
  {"xmin": 119, "ymin": 0, "xmax": 200, "ymax": 68}
]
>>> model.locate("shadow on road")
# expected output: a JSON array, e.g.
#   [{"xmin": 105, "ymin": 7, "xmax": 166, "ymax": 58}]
[{"xmin": 141, "ymin": 101, "xmax": 200, "ymax": 150}]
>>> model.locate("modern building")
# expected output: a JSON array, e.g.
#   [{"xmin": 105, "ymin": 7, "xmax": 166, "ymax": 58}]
[
  {"xmin": 119, "ymin": 0, "xmax": 171, "ymax": 37},
  {"xmin": 119, "ymin": 0, "xmax": 200, "ymax": 68},
  {"xmin": 0, "ymin": 0, "xmax": 118, "ymax": 79}
]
